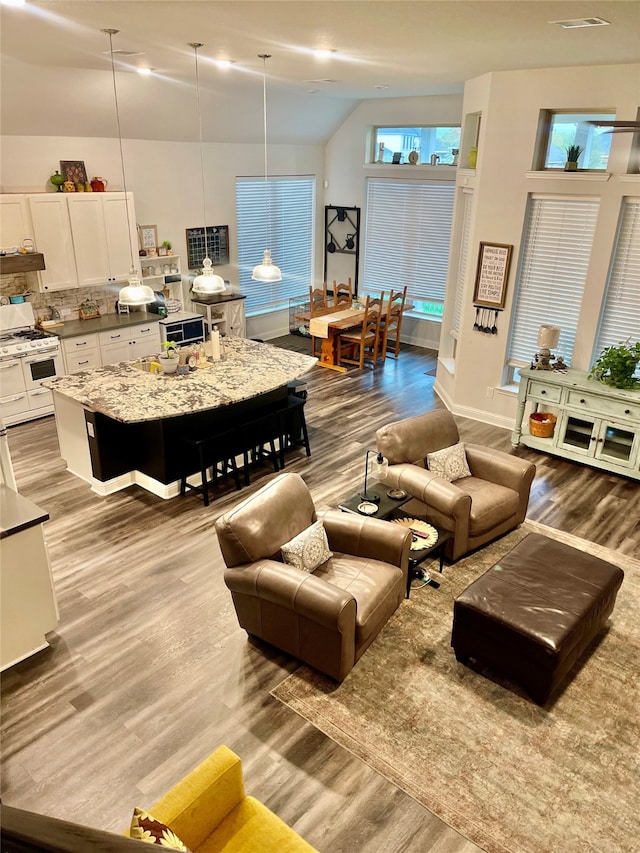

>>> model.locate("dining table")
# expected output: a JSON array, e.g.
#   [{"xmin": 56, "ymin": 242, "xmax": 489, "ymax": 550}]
[{"xmin": 296, "ymin": 299, "xmax": 402, "ymax": 372}]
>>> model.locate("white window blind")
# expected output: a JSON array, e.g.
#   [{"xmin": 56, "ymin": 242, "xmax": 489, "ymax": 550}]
[
  {"xmin": 595, "ymin": 198, "xmax": 640, "ymax": 355},
  {"xmin": 452, "ymin": 189, "xmax": 474, "ymax": 336},
  {"xmin": 236, "ymin": 176, "xmax": 315, "ymax": 312},
  {"xmin": 508, "ymin": 194, "xmax": 600, "ymax": 365},
  {"xmin": 362, "ymin": 179, "xmax": 455, "ymax": 304}
]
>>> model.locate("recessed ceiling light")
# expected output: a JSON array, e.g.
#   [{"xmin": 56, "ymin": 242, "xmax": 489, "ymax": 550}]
[
  {"xmin": 1, "ymin": 0, "xmax": 27, "ymax": 7},
  {"xmin": 307, "ymin": 89, "xmax": 319, "ymax": 94},
  {"xmin": 314, "ymin": 49, "xmax": 337, "ymax": 59},
  {"xmin": 374, "ymin": 84, "xmax": 389, "ymax": 90},
  {"xmin": 101, "ymin": 49, "xmax": 145, "ymax": 57},
  {"xmin": 137, "ymin": 67, "xmax": 153, "ymax": 76},
  {"xmin": 305, "ymin": 78, "xmax": 339, "ymax": 85},
  {"xmin": 215, "ymin": 59, "xmax": 236, "ymax": 69},
  {"xmin": 548, "ymin": 17, "xmax": 610, "ymax": 28}
]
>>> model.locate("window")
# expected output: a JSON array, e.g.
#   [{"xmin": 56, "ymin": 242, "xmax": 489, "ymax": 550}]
[
  {"xmin": 507, "ymin": 195, "xmax": 600, "ymax": 375},
  {"xmin": 236, "ymin": 176, "xmax": 315, "ymax": 312},
  {"xmin": 451, "ymin": 189, "xmax": 474, "ymax": 337},
  {"xmin": 362, "ymin": 178, "xmax": 455, "ymax": 316},
  {"xmin": 540, "ymin": 111, "xmax": 614, "ymax": 170},
  {"xmin": 594, "ymin": 198, "xmax": 640, "ymax": 362},
  {"xmin": 373, "ymin": 126, "xmax": 461, "ymax": 165}
]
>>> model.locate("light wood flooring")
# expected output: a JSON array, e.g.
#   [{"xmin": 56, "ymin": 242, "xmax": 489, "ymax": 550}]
[{"xmin": 2, "ymin": 336, "xmax": 638, "ymax": 852}]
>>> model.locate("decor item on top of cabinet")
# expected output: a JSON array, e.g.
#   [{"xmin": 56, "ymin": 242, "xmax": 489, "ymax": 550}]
[
  {"xmin": 63, "ymin": 181, "xmax": 76, "ymax": 193},
  {"xmin": 90, "ymin": 177, "xmax": 107, "ymax": 192},
  {"xmin": 472, "ymin": 242, "xmax": 513, "ymax": 310},
  {"xmin": 588, "ymin": 340, "xmax": 640, "ymax": 389},
  {"xmin": 60, "ymin": 160, "xmax": 87, "ymax": 186},
  {"xmin": 159, "ymin": 240, "xmax": 173, "ymax": 256},
  {"xmin": 467, "ymin": 146, "xmax": 478, "ymax": 169},
  {"xmin": 138, "ymin": 224, "xmax": 158, "ymax": 252},
  {"xmin": 49, "ymin": 170, "xmax": 65, "ymax": 192},
  {"xmin": 564, "ymin": 145, "xmax": 583, "ymax": 172},
  {"xmin": 78, "ymin": 301, "xmax": 101, "ymax": 320}
]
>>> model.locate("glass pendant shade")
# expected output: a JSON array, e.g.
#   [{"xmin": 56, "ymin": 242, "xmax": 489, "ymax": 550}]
[
  {"xmin": 192, "ymin": 257, "xmax": 226, "ymax": 294},
  {"xmin": 252, "ymin": 248, "xmax": 282, "ymax": 282},
  {"xmin": 118, "ymin": 273, "xmax": 155, "ymax": 306}
]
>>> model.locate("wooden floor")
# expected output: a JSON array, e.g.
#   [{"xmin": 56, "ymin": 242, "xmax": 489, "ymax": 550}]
[{"xmin": 2, "ymin": 336, "xmax": 638, "ymax": 852}]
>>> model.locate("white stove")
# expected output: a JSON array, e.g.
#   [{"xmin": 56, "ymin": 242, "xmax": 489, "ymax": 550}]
[{"xmin": 0, "ymin": 303, "xmax": 63, "ymax": 426}]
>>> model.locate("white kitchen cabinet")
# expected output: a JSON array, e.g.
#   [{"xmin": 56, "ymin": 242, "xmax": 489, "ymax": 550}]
[
  {"xmin": 67, "ymin": 192, "xmax": 139, "ymax": 286},
  {"xmin": 192, "ymin": 296, "xmax": 247, "ymax": 338},
  {"xmin": 0, "ymin": 195, "xmax": 33, "ymax": 250},
  {"xmin": 129, "ymin": 322, "xmax": 161, "ymax": 359},
  {"xmin": 26, "ymin": 194, "xmax": 78, "ymax": 291},
  {"xmin": 62, "ymin": 333, "xmax": 101, "ymax": 374}
]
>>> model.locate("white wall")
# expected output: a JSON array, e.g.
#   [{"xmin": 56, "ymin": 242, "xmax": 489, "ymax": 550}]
[{"xmin": 434, "ymin": 63, "xmax": 640, "ymax": 428}]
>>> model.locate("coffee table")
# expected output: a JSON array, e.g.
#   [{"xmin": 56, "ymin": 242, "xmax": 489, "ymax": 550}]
[{"xmin": 337, "ymin": 483, "xmax": 451, "ymax": 598}]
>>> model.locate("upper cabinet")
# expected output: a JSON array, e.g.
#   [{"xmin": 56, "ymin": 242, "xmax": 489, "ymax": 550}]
[
  {"xmin": 67, "ymin": 192, "xmax": 139, "ymax": 286},
  {"xmin": 1, "ymin": 192, "xmax": 141, "ymax": 293},
  {"xmin": 26, "ymin": 195, "xmax": 78, "ymax": 291}
]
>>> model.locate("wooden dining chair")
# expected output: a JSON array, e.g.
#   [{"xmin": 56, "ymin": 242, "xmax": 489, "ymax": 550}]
[
  {"xmin": 332, "ymin": 278, "xmax": 353, "ymax": 307},
  {"xmin": 337, "ymin": 294, "xmax": 383, "ymax": 369},
  {"xmin": 309, "ymin": 283, "xmax": 329, "ymax": 357},
  {"xmin": 380, "ymin": 285, "xmax": 407, "ymax": 361}
]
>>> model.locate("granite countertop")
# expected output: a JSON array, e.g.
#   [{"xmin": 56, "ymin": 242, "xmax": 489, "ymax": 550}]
[
  {"xmin": 44, "ymin": 311, "xmax": 160, "ymax": 340},
  {"xmin": 0, "ymin": 485, "xmax": 49, "ymax": 539},
  {"xmin": 44, "ymin": 337, "xmax": 317, "ymax": 423}
]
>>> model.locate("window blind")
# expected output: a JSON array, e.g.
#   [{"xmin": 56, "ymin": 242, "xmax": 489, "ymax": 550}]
[
  {"xmin": 362, "ymin": 179, "xmax": 455, "ymax": 304},
  {"xmin": 452, "ymin": 189, "xmax": 474, "ymax": 335},
  {"xmin": 236, "ymin": 176, "xmax": 315, "ymax": 312},
  {"xmin": 508, "ymin": 194, "xmax": 600, "ymax": 365},
  {"xmin": 594, "ymin": 198, "xmax": 640, "ymax": 355}
]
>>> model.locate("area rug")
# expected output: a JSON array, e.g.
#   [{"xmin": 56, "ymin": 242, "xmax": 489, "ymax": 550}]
[{"xmin": 272, "ymin": 521, "xmax": 639, "ymax": 853}]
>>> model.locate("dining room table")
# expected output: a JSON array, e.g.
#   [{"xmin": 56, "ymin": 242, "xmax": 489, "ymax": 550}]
[{"xmin": 296, "ymin": 298, "xmax": 405, "ymax": 372}]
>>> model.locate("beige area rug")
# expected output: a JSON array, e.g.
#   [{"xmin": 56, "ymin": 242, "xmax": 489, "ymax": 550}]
[{"xmin": 272, "ymin": 521, "xmax": 639, "ymax": 853}]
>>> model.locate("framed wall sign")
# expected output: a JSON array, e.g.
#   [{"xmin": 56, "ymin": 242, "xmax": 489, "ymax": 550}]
[
  {"xmin": 473, "ymin": 242, "xmax": 513, "ymax": 309},
  {"xmin": 138, "ymin": 225, "xmax": 158, "ymax": 252},
  {"xmin": 60, "ymin": 160, "xmax": 87, "ymax": 185}
]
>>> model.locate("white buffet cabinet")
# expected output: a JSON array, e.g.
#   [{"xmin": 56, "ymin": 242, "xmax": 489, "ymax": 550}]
[
  {"xmin": 512, "ymin": 368, "xmax": 640, "ymax": 480},
  {"xmin": 191, "ymin": 295, "xmax": 247, "ymax": 338},
  {"xmin": 1, "ymin": 485, "xmax": 59, "ymax": 670}
]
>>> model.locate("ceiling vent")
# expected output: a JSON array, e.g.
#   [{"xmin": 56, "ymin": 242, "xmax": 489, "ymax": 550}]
[{"xmin": 548, "ymin": 17, "xmax": 610, "ymax": 28}]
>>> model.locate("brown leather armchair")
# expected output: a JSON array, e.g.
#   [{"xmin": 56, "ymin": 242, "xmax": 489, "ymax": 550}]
[
  {"xmin": 376, "ymin": 410, "xmax": 535, "ymax": 562},
  {"xmin": 215, "ymin": 472, "xmax": 411, "ymax": 681}
]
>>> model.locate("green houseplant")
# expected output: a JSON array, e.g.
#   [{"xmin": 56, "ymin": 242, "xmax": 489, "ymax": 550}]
[
  {"xmin": 158, "ymin": 341, "xmax": 179, "ymax": 374},
  {"xmin": 564, "ymin": 145, "xmax": 583, "ymax": 171},
  {"xmin": 589, "ymin": 340, "xmax": 640, "ymax": 389}
]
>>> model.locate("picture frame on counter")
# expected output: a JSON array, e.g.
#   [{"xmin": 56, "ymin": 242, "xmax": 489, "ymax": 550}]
[{"xmin": 138, "ymin": 224, "xmax": 158, "ymax": 252}]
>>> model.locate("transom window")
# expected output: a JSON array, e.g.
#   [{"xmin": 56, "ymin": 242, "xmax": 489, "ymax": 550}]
[
  {"xmin": 373, "ymin": 126, "xmax": 461, "ymax": 165},
  {"xmin": 539, "ymin": 111, "xmax": 615, "ymax": 170}
]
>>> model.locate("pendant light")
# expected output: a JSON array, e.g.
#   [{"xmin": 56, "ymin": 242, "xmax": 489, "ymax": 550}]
[
  {"xmin": 252, "ymin": 54, "xmax": 282, "ymax": 283},
  {"xmin": 189, "ymin": 42, "xmax": 226, "ymax": 296},
  {"xmin": 102, "ymin": 28, "xmax": 154, "ymax": 307}
]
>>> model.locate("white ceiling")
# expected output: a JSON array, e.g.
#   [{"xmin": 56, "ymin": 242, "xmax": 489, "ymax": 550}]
[{"xmin": 1, "ymin": 1, "xmax": 639, "ymax": 143}]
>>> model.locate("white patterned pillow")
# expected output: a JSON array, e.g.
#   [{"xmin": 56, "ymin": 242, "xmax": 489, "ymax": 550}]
[
  {"xmin": 426, "ymin": 441, "xmax": 471, "ymax": 482},
  {"xmin": 281, "ymin": 520, "xmax": 333, "ymax": 573}
]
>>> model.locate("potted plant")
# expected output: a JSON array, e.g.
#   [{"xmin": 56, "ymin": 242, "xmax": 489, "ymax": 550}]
[
  {"xmin": 589, "ymin": 340, "xmax": 640, "ymax": 389},
  {"xmin": 565, "ymin": 145, "xmax": 583, "ymax": 171},
  {"xmin": 158, "ymin": 341, "xmax": 179, "ymax": 374},
  {"xmin": 159, "ymin": 240, "xmax": 173, "ymax": 257}
]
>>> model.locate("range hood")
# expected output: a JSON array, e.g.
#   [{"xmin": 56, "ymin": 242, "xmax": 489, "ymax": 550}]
[{"xmin": 0, "ymin": 253, "xmax": 46, "ymax": 275}]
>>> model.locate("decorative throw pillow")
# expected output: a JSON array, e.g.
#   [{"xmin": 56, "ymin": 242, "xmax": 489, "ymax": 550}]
[
  {"xmin": 426, "ymin": 441, "xmax": 471, "ymax": 482},
  {"xmin": 281, "ymin": 520, "xmax": 333, "ymax": 573},
  {"xmin": 129, "ymin": 807, "xmax": 192, "ymax": 850}
]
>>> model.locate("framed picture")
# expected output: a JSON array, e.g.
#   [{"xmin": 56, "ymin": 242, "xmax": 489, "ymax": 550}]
[
  {"xmin": 473, "ymin": 242, "xmax": 513, "ymax": 309},
  {"xmin": 138, "ymin": 225, "xmax": 158, "ymax": 252},
  {"xmin": 60, "ymin": 160, "xmax": 87, "ymax": 185}
]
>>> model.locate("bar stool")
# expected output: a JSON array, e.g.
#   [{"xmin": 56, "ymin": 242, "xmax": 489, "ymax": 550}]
[
  {"xmin": 276, "ymin": 395, "xmax": 311, "ymax": 468},
  {"xmin": 239, "ymin": 410, "xmax": 280, "ymax": 485},
  {"xmin": 180, "ymin": 429, "xmax": 242, "ymax": 506}
]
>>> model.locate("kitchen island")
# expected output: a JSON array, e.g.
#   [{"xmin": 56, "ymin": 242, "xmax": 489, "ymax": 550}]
[{"xmin": 45, "ymin": 337, "xmax": 317, "ymax": 498}]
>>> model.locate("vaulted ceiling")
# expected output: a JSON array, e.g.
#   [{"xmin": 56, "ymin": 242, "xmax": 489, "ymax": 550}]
[{"xmin": 2, "ymin": 1, "xmax": 639, "ymax": 143}]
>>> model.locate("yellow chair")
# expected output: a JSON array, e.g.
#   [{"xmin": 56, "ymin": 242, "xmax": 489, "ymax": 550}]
[
  {"xmin": 337, "ymin": 293, "xmax": 383, "ymax": 369},
  {"xmin": 127, "ymin": 745, "xmax": 318, "ymax": 852},
  {"xmin": 309, "ymin": 284, "xmax": 329, "ymax": 358}
]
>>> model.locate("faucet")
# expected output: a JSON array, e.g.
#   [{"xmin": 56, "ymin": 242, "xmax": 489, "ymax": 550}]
[{"xmin": 429, "ymin": 154, "xmax": 440, "ymax": 166}]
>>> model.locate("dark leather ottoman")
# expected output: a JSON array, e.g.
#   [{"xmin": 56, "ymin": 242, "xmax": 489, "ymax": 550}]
[{"xmin": 451, "ymin": 533, "xmax": 624, "ymax": 704}]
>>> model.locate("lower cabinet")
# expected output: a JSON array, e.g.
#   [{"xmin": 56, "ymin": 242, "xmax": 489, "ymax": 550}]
[
  {"xmin": 62, "ymin": 322, "xmax": 162, "ymax": 373},
  {"xmin": 512, "ymin": 368, "xmax": 640, "ymax": 480}
]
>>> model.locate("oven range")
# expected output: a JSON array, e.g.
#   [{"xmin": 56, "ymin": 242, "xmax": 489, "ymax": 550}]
[{"xmin": 0, "ymin": 303, "xmax": 62, "ymax": 426}]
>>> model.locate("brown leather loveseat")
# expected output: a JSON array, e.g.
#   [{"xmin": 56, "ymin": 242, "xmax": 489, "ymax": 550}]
[{"xmin": 215, "ymin": 472, "xmax": 411, "ymax": 681}]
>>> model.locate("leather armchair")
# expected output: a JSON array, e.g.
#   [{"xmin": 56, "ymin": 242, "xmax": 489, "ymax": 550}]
[
  {"xmin": 376, "ymin": 410, "xmax": 535, "ymax": 562},
  {"xmin": 215, "ymin": 472, "xmax": 411, "ymax": 681}
]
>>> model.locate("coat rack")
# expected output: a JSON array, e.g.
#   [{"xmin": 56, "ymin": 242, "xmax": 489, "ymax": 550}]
[{"xmin": 324, "ymin": 205, "xmax": 360, "ymax": 294}]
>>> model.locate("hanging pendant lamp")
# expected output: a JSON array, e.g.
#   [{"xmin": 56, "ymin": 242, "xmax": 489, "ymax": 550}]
[
  {"xmin": 252, "ymin": 54, "xmax": 282, "ymax": 283},
  {"xmin": 189, "ymin": 42, "xmax": 226, "ymax": 296},
  {"xmin": 102, "ymin": 28, "xmax": 154, "ymax": 308}
]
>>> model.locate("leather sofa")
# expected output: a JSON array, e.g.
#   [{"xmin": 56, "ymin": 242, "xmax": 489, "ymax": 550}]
[
  {"xmin": 215, "ymin": 472, "xmax": 411, "ymax": 681},
  {"xmin": 375, "ymin": 410, "xmax": 535, "ymax": 561}
]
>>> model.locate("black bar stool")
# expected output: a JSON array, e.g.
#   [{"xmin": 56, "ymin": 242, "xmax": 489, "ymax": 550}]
[
  {"xmin": 277, "ymin": 395, "xmax": 311, "ymax": 468},
  {"xmin": 180, "ymin": 429, "xmax": 242, "ymax": 506}
]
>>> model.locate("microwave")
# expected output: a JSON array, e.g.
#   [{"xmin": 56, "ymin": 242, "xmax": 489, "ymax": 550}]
[{"xmin": 158, "ymin": 312, "xmax": 205, "ymax": 347}]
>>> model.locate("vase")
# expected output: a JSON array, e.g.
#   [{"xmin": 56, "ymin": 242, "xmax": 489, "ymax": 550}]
[
  {"xmin": 158, "ymin": 356, "xmax": 178, "ymax": 374},
  {"xmin": 467, "ymin": 147, "xmax": 478, "ymax": 169},
  {"xmin": 564, "ymin": 161, "xmax": 578, "ymax": 171}
]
